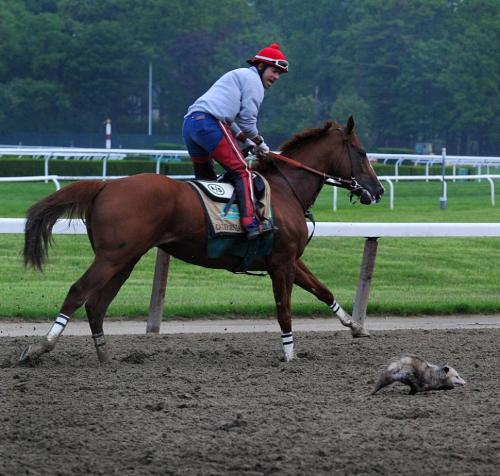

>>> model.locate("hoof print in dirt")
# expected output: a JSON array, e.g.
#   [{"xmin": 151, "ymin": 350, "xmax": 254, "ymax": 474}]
[
  {"xmin": 387, "ymin": 409, "xmax": 431, "ymax": 420},
  {"xmin": 13, "ymin": 381, "xmax": 29, "ymax": 392},
  {"xmin": 218, "ymin": 413, "xmax": 247, "ymax": 431},
  {"xmin": 145, "ymin": 401, "xmax": 166, "ymax": 412},
  {"xmin": 120, "ymin": 351, "xmax": 148, "ymax": 364},
  {"xmin": 296, "ymin": 351, "xmax": 320, "ymax": 360}
]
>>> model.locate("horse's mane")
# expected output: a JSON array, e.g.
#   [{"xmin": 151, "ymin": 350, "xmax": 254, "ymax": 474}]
[
  {"xmin": 280, "ymin": 120, "xmax": 341, "ymax": 154},
  {"xmin": 253, "ymin": 120, "xmax": 341, "ymax": 173}
]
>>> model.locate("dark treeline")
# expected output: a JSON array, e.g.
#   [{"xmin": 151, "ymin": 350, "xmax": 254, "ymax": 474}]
[{"xmin": 0, "ymin": 0, "xmax": 498, "ymax": 154}]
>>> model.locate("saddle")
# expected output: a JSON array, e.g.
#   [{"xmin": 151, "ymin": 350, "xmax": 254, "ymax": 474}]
[
  {"xmin": 188, "ymin": 172, "xmax": 273, "ymax": 237},
  {"xmin": 188, "ymin": 172, "xmax": 274, "ymax": 272}
]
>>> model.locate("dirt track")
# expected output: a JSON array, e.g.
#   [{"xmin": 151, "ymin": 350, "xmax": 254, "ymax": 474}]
[{"xmin": 1, "ymin": 328, "xmax": 499, "ymax": 475}]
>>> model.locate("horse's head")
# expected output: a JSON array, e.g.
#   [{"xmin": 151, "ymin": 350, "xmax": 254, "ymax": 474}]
[{"xmin": 328, "ymin": 116, "xmax": 384, "ymax": 205}]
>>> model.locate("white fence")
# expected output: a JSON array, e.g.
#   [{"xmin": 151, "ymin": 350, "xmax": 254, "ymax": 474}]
[
  {"xmin": 3, "ymin": 218, "xmax": 499, "ymax": 333},
  {"xmin": 2, "ymin": 147, "xmax": 500, "ymax": 210},
  {"xmin": 0, "ymin": 146, "xmax": 189, "ymax": 177},
  {"xmin": 3, "ymin": 219, "xmax": 500, "ymax": 237},
  {"xmin": 2, "ymin": 146, "xmax": 500, "ymax": 179},
  {"xmin": 370, "ymin": 152, "xmax": 500, "ymax": 178},
  {"xmin": 332, "ymin": 174, "xmax": 500, "ymax": 210}
]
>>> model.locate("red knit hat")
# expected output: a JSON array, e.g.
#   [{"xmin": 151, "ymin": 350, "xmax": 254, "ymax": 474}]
[{"xmin": 248, "ymin": 43, "xmax": 288, "ymax": 73}]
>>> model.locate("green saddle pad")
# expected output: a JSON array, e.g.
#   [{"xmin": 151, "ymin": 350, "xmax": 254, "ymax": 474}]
[
  {"xmin": 188, "ymin": 180, "xmax": 275, "ymax": 272},
  {"xmin": 207, "ymin": 222, "xmax": 275, "ymax": 273}
]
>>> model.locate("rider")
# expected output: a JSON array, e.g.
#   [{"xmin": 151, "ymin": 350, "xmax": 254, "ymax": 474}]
[{"xmin": 182, "ymin": 43, "xmax": 288, "ymax": 240}]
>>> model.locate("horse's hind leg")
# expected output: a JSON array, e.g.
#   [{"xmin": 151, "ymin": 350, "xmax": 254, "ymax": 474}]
[
  {"xmin": 20, "ymin": 257, "xmax": 125, "ymax": 364},
  {"xmin": 85, "ymin": 261, "xmax": 139, "ymax": 363},
  {"xmin": 294, "ymin": 259, "xmax": 370, "ymax": 337}
]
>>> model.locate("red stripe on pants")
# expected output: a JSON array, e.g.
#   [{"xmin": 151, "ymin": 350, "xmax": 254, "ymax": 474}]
[{"xmin": 211, "ymin": 122, "xmax": 255, "ymax": 226}]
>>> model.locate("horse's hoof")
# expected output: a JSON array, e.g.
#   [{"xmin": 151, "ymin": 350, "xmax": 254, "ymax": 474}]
[
  {"xmin": 96, "ymin": 351, "xmax": 111, "ymax": 364},
  {"xmin": 350, "ymin": 323, "xmax": 371, "ymax": 338},
  {"xmin": 18, "ymin": 345, "xmax": 42, "ymax": 366},
  {"xmin": 280, "ymin": 353, "xmax": 295, "ymax": 363}
]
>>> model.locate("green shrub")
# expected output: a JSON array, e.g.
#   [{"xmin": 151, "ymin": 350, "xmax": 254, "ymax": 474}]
[
  {"xmin": 153, "ymin": 143, "xmax": 185, "ymax": 150},
  {"xmin": 0, "ymin": 156, "xmax": 470, "ymax": 178},
  {"xmin": 375, "ymin": 147, "xmax": 415, "ymax": 154},
  {"xmin": 0, "ymin": 156, "xmax": 198, "ymax": 177}
]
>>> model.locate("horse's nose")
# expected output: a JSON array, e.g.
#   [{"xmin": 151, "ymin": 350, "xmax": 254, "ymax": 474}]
[{"xmin": 375, "ymin": 185, "xmax": 385, "ymax": 202}]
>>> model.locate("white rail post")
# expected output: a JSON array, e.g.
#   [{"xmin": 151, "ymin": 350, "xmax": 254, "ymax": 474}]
[
  {"xmin": 146, "ymin": 248, "xmax": 171, "ymax": 333},
  {"xmin": 351, "ymin": 237, "xmax": 379, "ymax": 334},
  {"xmin": 440, "ymin": 147, "xmax": 447, "ymax": 209},
  {"xmin": 44, "ymin": 154, "xmax": 50, "ymax": 183},
  {"xmin": 102, "ymin": 155, "xmax": 108, "ymax": 178},
  {"xmin": 105, "ymin": 118, "xmax": 112, "ymax": 149}
]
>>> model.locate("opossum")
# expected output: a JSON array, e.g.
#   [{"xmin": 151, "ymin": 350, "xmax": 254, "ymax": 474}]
[{"xmin": 372, "ymin": 354, "xmax": 466, "ymax": 395}]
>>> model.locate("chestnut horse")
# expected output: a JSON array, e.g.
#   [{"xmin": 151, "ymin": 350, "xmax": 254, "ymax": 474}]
[{"xmin": 20, "ymin": 117, "xmax": 383, "ymax": 364}]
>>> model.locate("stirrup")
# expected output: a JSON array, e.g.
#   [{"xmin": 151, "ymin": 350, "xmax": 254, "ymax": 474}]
[{"xmin": 245, "ymin": 221, "xmax": 278, "ymax": 240}]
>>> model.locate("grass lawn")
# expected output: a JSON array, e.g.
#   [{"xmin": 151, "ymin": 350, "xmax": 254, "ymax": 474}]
[{"xmin": 0, "ymin": 180, "xmax": 499, "ymax": 319}]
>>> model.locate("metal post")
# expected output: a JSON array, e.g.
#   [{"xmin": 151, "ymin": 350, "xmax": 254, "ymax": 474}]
[
  {"xmin": 440, "ymin": 147, "xmax": 447, "ymax": 209},
  {"xmin": 44, "ymin": 155, "xmax": 50, "ymax": 183},
  {"xmin": 148, "ymin": 63, "xmax": 153, "ymax": 136},
  {"xmin": 351, "ymin": 237, "xmax": 379, "ymax": 334},
  {"xmin": 105, "ymin": 118, "xmax": 112, "ymax": 149},
  {"xmin": 146, "ymin": 249, "xmax": 171, "ymax": 333}
]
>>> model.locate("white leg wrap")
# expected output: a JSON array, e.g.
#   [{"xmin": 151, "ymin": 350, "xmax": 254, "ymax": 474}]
[
  {"xmin": 46, "ymin": 313, "xmax": 70, "ymax": 345},
  {"xmin": 92, "ymin": 332, "xmax": 106, "ymax": 348},
  {"xmin": 92, "ymin": 332, "xmax": 110, "ymax": 363},
  {"xmin": 330, "ymin": 300, "xmax": 353, "ymax": 327},
  {"xmin": 281, "ymin": 332, "xmax": 294, "ymax": 362}
]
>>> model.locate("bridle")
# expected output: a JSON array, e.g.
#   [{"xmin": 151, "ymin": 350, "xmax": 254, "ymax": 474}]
[
  {"xmin": 267, "ymin": 128, "xmax": 367, "ymax": 212},
  {"xmin": 262, "ymin": 127, "xmax": 371, "ymax": 244}
]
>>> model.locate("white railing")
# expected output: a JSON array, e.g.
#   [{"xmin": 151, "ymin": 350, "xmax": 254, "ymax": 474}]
[
  {"xmin": 369, "ymin": 152, "xmax": 500, "ymax": 179},
  {"xmin": 2, "ymin": 146, "xmax": 500, "ymax": 179},
  {"xmin": 0, "ymin": 147, "xmax": 190, "ymax": 177},
  {"xmin": 2, "ymin": 219, "xmax": 500, "ymax": 237},
  {"xmin": 332, "ymin": 174, "xmax": 500, "ymax": 210},
  {"xmin": 2, "ymin": 146, "xmax": 500, "ymax": 211},
  {"xmin": 2, "ymin": 171, "xmax": 499, "ymax": 211},
  {"xmin": 3, "ymin": 219, "xmax": 499, "ymax": 334},
  {"xmin": 0, "ymin": 175, "xmax": 61, "ymax": 190}
]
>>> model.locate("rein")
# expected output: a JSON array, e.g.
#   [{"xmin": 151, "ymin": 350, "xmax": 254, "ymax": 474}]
[
  {"xmin": 268, "ymin": 148, "xmax": 365, "ymax": 197},
  {"xmin": 265, "ymin": 136, "xmax": 368, "ymax": 244},
  {"xmin": 268, "ymin": 154, "xmax": 317, "ymax": 245},
  {"xmin": 268, "ymin": 151, "xmax": 350, "ymax": 187}
]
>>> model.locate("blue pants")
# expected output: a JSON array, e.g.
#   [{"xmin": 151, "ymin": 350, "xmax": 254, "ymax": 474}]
[{"xmin": 182, "ymin": 113, "xmax": 255, "ymax": 226}]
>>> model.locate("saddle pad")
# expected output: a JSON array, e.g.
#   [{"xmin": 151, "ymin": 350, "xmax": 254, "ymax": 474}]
[
  {"xmin": 191, "ymin": 180, "xmax": 234, "ymax": 202},
  {"xmin": 188, "ymin": 172, "xmax": 272, "ymax": 237}
]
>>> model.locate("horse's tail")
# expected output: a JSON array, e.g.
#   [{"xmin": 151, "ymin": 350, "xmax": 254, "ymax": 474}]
[{"xmin": 24, "ymin": 180, "xmax": 107, "ymax": 271}]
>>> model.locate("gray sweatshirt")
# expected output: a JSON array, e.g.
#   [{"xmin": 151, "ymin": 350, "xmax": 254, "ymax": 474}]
[{"xmin": 185, "ymin": 66, "xmax": 264, "ymax": 138}]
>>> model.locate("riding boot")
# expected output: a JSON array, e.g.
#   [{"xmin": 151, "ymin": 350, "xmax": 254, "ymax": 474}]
[
  {"xmin": 193, "ymin": 162, "xmax": 217, "ymax": 180},
  {"xmin": 244, "ymin": 217, "xmax": 277, "ymax": 240}
]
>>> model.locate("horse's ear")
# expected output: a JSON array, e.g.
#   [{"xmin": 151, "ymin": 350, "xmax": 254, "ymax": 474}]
[{"xmin": 346, "ymin": 116, "xmax": 355, "ymax": 135}]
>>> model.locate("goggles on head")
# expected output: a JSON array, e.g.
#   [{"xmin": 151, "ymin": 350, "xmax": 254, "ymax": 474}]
[{"xmin": 254, "ymin": 55, "xmax": 289, "ymax": 72}]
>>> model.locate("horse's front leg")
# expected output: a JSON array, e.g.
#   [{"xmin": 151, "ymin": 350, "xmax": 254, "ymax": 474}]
[
  {"xmin": 269, "ymin": 264, "xmax": 296, "ymax": 362},
  {"xmin": 294, "ymin": 259, "xmax": 370, "ymax": 337}
]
